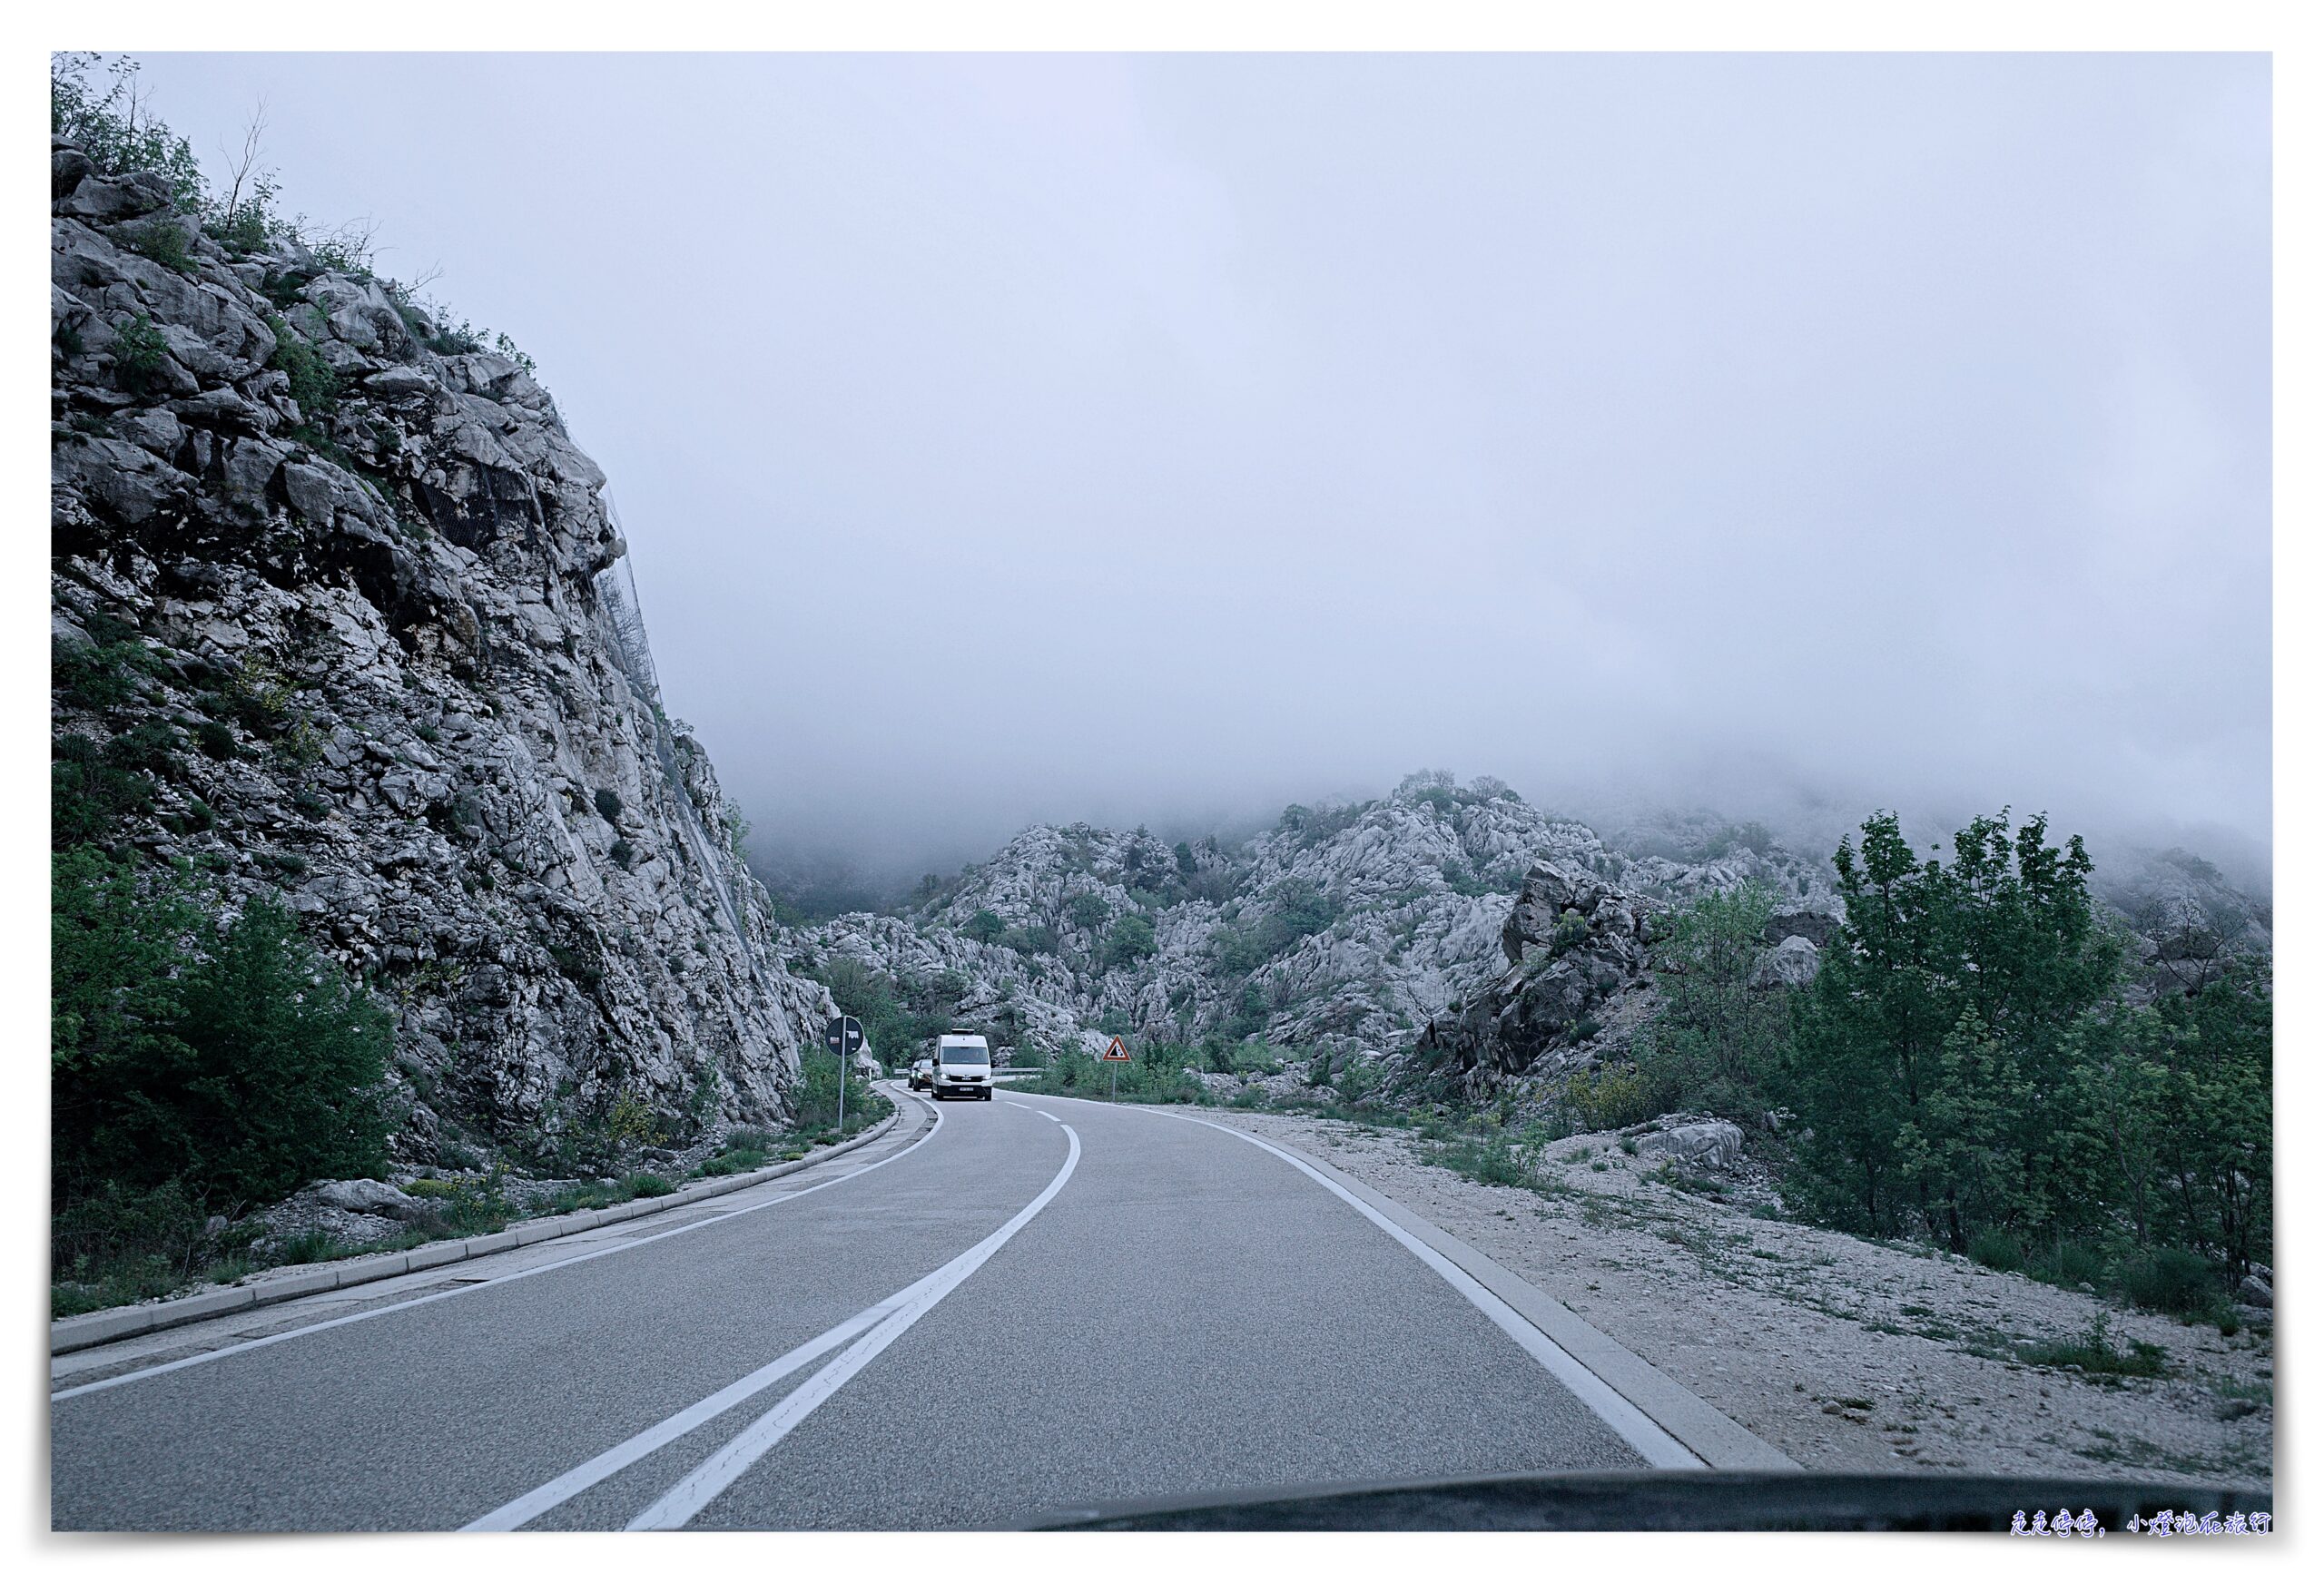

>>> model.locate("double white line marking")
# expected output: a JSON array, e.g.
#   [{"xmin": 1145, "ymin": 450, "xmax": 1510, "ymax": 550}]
[{"xmin": 469, "ymin": 1110, "xmax": 1082, "ymax": 1531}]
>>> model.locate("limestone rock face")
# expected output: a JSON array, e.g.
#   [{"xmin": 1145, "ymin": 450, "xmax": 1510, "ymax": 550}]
[{"xmin": 50, "ymin": 135, "xmax": 832, "ymax": 1163}]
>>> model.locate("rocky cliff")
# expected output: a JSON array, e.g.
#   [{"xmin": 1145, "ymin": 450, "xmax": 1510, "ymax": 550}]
[{"xmin": 51, "ymin": 138, "xmax": 832, "ymax": 1165}]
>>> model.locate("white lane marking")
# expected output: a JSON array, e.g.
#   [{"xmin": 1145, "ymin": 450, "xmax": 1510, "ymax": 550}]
[
  {"xmin": 53, "ymin": 1090, "xmax": 944, "ymax": 1404},
  {"xmin": 463, "ymin": 1303, "xmax": 889, "ymax": 1530},
  {"xmin": 626, "ymin": 1119, "xmax": 1084, "ymax": 1530},
  {"xmin": 1047, "ymin": 1094, "xmax": 1701, "ymax": 1470}
]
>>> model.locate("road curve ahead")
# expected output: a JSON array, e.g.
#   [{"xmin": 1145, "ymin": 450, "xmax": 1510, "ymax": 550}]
[{"xmin": 52, "ymin": 1086, "xmax": 1662, "ymax": 1530}]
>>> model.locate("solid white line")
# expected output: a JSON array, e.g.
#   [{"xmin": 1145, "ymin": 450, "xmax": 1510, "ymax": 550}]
[
  {"xmin": 1165, "ymin": 1109, "xmax": 1701, "ymax": 1470},
  {"xmin": 53, "ymin": 1091, "xmax": 945, "ymax": 1404},
  {"xmin": 1033, "ymin": 1093, "xmax": 1701, "ymax": 1470},
  {"xmin": 625, "ymin": 1120, "xmax": 1084, "ymax": 1530},
  {"xmin": 461, "ymin": 1303, "xmax": 891, "ymax": 1530}
]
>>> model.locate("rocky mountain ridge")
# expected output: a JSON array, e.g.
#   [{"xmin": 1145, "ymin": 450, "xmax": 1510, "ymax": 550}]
[
  {"xmin": 51, "ymin": 136, "xmax": 834, "ymax": 1167},
  {"xmin": 783, "ymin": 770, "xmax": 2270, "ymax": 1099},
  {"xmin": 783, "ymin": 771, "xmax": 1849, "ymax": 1075}
]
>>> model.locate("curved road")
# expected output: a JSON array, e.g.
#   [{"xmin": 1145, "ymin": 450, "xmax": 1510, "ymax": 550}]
[{"xmin": 51, "ymin": 1085, "xmax": 1670, "ymax": 1530}]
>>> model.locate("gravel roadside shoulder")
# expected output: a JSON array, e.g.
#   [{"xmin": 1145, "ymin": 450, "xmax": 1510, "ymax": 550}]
[{"xmin": 1226, "ymin": 1111, "xmax": 2274, "ymax": 1487}]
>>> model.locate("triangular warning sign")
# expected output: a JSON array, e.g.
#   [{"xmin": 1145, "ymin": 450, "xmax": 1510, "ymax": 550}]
[{"xmin": 1102, "ymin": 1036, "xmax": 1131, "ymax": 1061}]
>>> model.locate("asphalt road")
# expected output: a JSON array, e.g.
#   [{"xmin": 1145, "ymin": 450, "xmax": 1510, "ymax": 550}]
[{"xmin": 51, "ymin": 1085, "xmax": 1658, "ymax": 1530}]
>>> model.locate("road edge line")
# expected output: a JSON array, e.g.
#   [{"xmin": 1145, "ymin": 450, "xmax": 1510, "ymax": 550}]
[
  {"xmin": 51, "ymin": 1104, "xmax": 909, "ymax": 1357},
  {"xmin": 1200, "ymin": 1116, "xmax": 1797, "ymax": 1471},
  {"xmin": 1042, "ymin": 1093, "xmax": 1796, "ymax": 1472}
]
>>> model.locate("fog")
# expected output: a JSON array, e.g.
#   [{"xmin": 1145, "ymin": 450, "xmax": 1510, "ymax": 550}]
[{"xmin": 131, "ymin": 53, "xmax": 2272, "ymax": 895}]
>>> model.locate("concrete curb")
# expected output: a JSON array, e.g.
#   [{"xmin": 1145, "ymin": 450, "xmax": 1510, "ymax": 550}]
[
  {"xmin": 51, "ymin": 1107, "xmax": 905, "ymax": 1356},
  {"xmin": 1222, "ymin": 1121, "xmax": 1798, "ymax": 1471}
]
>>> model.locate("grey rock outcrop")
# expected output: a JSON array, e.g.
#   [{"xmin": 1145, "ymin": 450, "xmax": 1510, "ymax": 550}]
[
  {"xmin": 1408, "ymin": 858, "xmax": 1659, "ymax": 1086},
  {"xmin": 51, "ymin": 136, "xmax": 833, "ymax": 1162},
  {"xmin": 1627, "ymin": 1116, "xmax": 1747, "ymax": 1172},
  {"xmin": 1751, "ymin": 934, "xmax": 1823, "ymax": 990},
  {"xmin": 311, "ymin": 1178, "xmax": 428, "ymax": 1223}
]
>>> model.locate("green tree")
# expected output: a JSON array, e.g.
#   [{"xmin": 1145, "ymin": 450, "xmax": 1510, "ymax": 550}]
[
  {"xmin": 807, "ymin": 955, "xmax": 917, "ymax": 1068},
  {"xmin": 962, "ymin": 909, "xmax": 1004, "ymax": 944},
  {"xmin": 2069, "ymin": 962, "xmax": 2271, "ymax": 1276},
  {"xmin": 1779, "ymin": 811, "xmax": 2122, "ymax": 1249},
  {"xmin": 1634, "ymin": 881, "xmax": 1792, "ymax": 1120},
  {"xmin": 52, "ymin": 849, "xmax": 200, "ymax": 1189},
  {"xmin": 1211, "ymin": 878, "xmax": 1339, "ymax": 972},
  {"xmin": 54, "ymin": 866, "xmax": 391, "ymax": 1209},
  {"xmin": 1100, "ymin": 911, "xmax": 1157, "ymax": 968},
  {"xmin": 162, "ymin": 896, "xmax": 393, "ymax": 1204}
]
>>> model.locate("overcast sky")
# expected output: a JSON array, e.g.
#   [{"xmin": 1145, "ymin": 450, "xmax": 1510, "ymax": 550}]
[{"xmin": 132, "ymin": 53, "xmax": 2272, "ymax": 883}]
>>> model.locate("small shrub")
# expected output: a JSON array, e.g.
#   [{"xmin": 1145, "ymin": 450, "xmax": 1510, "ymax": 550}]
[
  {"xmin": 594, "ymin": 788, "xmax": 622, "ymax": 822},
  {"xmin": 105, "ymin": 720, "xmax": 183, "ymax": 775},
  {"xmin": 2121, "ymin": 1247, "xmax": 2220, "ymax": 1321},
  {"xmin": 113, "ymin": 311, "xmax": 170, "ymax": 395},
  {"xmin": 126, "ymin": 218, "xmax": 197, "ymax": 274},
  {"xmin": 49, "ymin": 1179, "xmax": 209, "ymax": 1317},
  {"xmin": 547, "ymin": 943, "xmax": 604, "ymax": 990},
  {"xmin": 55, "ymin": 615, "xmax": 162, "ymax": 711},
  {"xmin": 1001, "ymin": 922, "xmax": 1059, "ymax": 956},
  {"xmin": 1566, "ymin": 1064, "xmax": 1659, "ymax": 1131},
  {"xmin": 694, "ymin": 1126, "xmax": 776, "ymax": 1179},
  {"xmin": 52, "ymin": 746, "xmax": 154, "ymax": 846},
  {"xmin": 2020, "ymin": 1313, "xmax": 2168, "ymax": 1380},
  {"xmin": 424, "ymin": 318, "xmax": 486, "ymax": 357},
  {"xmin": 621, "ymin": 1173, "xmax": 674, "ymax": 1200},
  {"xmin": 603, "ymin": 1089, "xmax": 663, "ymax": 1151},
  {"xmin": 963, "ymin": 909, "xmax": 1005, "ymax": 944},
  {"xmin": 265, "ymin": 315, "xmax": 339, "ymax": 421},
  {"xmin": 2024, "ymin": 1237, "xmax": 2111, "ymax": 1291},
  {"xmin": 193, "ymin": 719, "xmax": 237, "ymax": 760},
  {"xmin": 208, "ymin": 202, "xmax": 270, "ymax": 257},
  {"xmin": 609, "ymin": 838, "xmax": 635, "ymax": 870},
  {"xmin": 1968, "ymin": 1227, "xmax": 2023, "ymax": 1272},
  {"xmin": 1100, "ymin": 911, "xmax": 1157, "ymax": 968},
  {"xmin": 276, "ymin": 1229, "xmax": 347, "ymax": 1265}
]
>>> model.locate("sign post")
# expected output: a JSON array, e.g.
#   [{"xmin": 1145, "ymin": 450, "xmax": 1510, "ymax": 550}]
[
  {"xmin": 1101, "ymin": 1034, "xmax": 1131, "ymax": 1100},
  {"xmin": 822, "ymin": 1015, "xmax": 864, "ymax": 1133}
]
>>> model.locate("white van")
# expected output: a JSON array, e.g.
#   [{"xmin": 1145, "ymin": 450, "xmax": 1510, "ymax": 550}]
[{"xmin": 931, "ymin": 1033, "xmax": 992, "ymax": 1101}]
